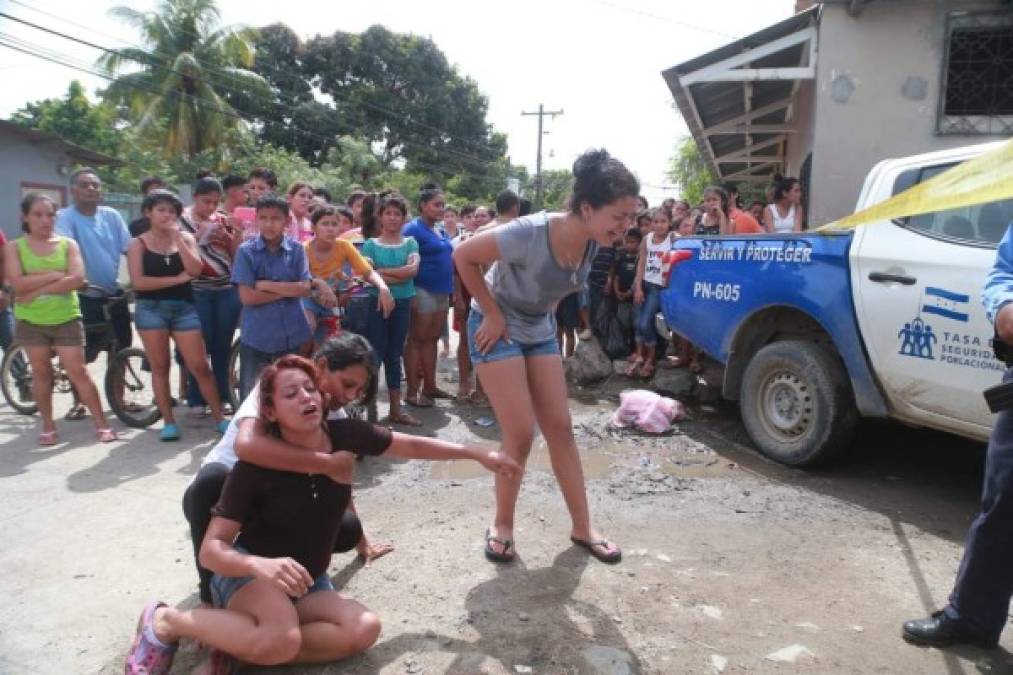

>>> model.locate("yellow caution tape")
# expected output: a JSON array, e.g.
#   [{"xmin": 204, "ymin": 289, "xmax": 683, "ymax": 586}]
[{"xmin": 818, "ymin": 138, "xmax": 1013, "ymax": 231}]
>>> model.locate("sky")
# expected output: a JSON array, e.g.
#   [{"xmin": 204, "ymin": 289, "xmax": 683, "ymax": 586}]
[{"xmin": 0, "ymin": 0, "xmax": 795, "ymax": 203}]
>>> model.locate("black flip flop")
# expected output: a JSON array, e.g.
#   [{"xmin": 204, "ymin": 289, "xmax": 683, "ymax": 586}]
[
  {"xmin": 484, "ymin": 528, "xmax": 515, "ymax": 563},
  {"xmin": 570, "ymin": 536, "xmax": 622, "ymax": 564}
]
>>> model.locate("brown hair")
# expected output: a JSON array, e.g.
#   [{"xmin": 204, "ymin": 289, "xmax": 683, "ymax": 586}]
[
  {"xmin": 258, "ymin": 355, "xmax": 322, "ymax": 435},
  {"xmin": 20, "ymin": 193, "xmax": 57, "ymax": 234}
]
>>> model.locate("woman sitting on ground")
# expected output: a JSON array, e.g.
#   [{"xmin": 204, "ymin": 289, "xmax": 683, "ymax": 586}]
[{"xmin": 125, "ymin": 352, "xmax": 519, "ymax": 673}]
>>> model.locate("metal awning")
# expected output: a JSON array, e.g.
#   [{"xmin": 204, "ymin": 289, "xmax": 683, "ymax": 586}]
[
  {"xmin": 662, "ymin": 6, "xmax": 819, "ymax": 183},
  {"xmin": 0, "ymin": 120, "xmax": 124, "ymax": 167}
]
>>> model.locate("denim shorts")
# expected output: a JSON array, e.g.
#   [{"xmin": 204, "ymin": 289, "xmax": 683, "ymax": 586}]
[
  {"xmin": 467, "ymin": 310, "xmax": 560, "ymax": 365},
  {"xmin": 134, "ymin": 298, "xmax": 202, "ymax": 332},
  {"xmin": 211, "ymin": 564, "xmax": 334, "ymax": 608},
  {"xmin": 414, "ymin": 287, "xmax": 450, "ymax": 314}
]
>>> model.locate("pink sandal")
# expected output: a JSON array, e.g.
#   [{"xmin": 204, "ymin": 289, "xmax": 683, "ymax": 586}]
[
  {"xmin": 124, "ymin": 601, "xmax": 178, "ymax": 675},
  {"xmin": 38, "ymin": 430, "xmax": 58, "ymax": 446},
  {"xmin": 96, "ymin": 428, "xmax": 118, "ymax": 443}
]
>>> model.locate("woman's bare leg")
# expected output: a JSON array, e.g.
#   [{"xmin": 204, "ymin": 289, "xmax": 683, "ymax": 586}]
[
  {"xmin": 137, "ymin": 329, "xmax": 176, "ymax": 425},
  {"xmin": 25, "ymin": 346, "xmax": 55, "ymax": 433},
  {"xmin": 173, "ymin": 329, "xmax": 224, "ymax": 423},
  {"xmin": 474, "ymin": 356, "xmax": 537, "ymax": 555},
  {"xmin": 54, "ymin": 346, "xmax": 110, "ymax": 429},
  {"xmin": 290, "ymin": 591, "xmax": 381, "ymax": 663},
  {"xmin": 525, "ymin": 354, "xmax": 618, "ymax": 557},
  {"xmin": 152, "ymin": 579, "xmax": 301, "ymax": 666}
]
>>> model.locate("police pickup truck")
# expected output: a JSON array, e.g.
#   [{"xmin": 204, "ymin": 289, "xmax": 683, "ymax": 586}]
[{"xmin": 657, "ymin": 141, "xmax": 1013, "ymax": 466}]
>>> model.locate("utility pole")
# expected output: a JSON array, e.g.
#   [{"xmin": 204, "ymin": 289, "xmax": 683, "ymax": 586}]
[{"xmin": 522, "ymin": 104, "xmax": 563, "ymax": 209}]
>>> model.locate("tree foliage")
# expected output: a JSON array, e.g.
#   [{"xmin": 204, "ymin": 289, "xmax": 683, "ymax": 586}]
[
  {"xmin": 667, "ymin": 136, "xmax": 716, "ymax": 206},
  {"xmin": 98, "ymin": 0, "xmax": 269, "ymax": 157},
  {"xmin": 302, "ymin": 26, "xmax": 507, "ymax": 178},
  {"xmin": 10, "ymin": 81, "xmax": 119, "ymax": 156},
  {"xmin": 10, "ymin": 2, "xmax": 520, "ymax": 204}
]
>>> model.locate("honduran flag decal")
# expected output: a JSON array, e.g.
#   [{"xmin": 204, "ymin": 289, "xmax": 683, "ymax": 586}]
[{"xmin": 922, "ymin": 286, "xmax": 970, "ymax": 322}]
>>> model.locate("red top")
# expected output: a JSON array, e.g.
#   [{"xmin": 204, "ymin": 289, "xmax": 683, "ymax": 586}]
[{"xmin": 730, "ymin": 208, "xmax": 765, "ymax": 234}]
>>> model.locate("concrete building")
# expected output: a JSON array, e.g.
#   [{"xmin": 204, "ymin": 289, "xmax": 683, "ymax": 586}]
[
  {"xmin": 662, "ymin": 0, "xmax": 1013, "ymax": 227},
  {"xmin": 0, "ymin": 120, "xmax": 122, "ymax": 240}
]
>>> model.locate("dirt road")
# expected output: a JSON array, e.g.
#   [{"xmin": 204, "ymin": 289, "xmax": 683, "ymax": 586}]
[{"xmin": 0, "ymin": 360, "xmax": 1009, "ymax": 674}]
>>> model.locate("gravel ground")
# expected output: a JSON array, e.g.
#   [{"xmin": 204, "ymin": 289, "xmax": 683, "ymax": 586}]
[{"xmin": 1, "ymin": 355, "xmax": 1011, "ymax": 674}]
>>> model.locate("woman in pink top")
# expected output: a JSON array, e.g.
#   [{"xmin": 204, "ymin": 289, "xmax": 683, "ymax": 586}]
[{"xmin": 286, "ymin": 182, "xmax": 315, "ymax": 242}]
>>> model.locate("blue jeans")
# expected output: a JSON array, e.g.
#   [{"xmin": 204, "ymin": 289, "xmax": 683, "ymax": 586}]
[
  {"xmin": 188, "ymin": 287, "xmax": 241, "ymax": 407},
  {"xmin": 635, "ymin": 283, "xmax": 664, "ymax": 346},
  {"xmin": 0, "ymin": 308, "xmax": 13, "ymax": 352},
  {"xmin": 239, "ymin": 342, "xmax": 299, "ymax": 402},
  {"xmin": 366, "ymin": 297, "xmax": 412, "ymax": 391}
]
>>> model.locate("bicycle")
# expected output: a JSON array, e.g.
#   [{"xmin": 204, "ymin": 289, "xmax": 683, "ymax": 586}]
[{"xmin": 0, "ymin": 286, "xmax": 161, "ymax": 428}]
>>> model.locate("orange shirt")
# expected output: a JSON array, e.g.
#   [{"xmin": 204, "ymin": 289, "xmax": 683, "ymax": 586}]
[
  {"xmin": 730, "ymin": 208, "xmax": 765, "ymax": 234},
  {"xmin": 304, "ymin": 238, "xmax": 373, "ymax": 281}
]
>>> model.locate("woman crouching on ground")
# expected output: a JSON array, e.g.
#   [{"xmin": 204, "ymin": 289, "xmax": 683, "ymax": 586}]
[
  {"xmin": 453, "ymin": 148, "xmax": 639, "ymax": 565},
  {"xmin": 125, "ymin": 354, "xmax": 519, "ymax": 673}
]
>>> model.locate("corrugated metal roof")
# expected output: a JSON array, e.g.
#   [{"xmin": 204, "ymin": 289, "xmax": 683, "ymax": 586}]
[
  {"xmin": 0, "ymin": 120, "xmax": 124, "ymax": 167},
  {"xmin": 662, "ymin": 6, "xmax": 819, "ymax": 182}
]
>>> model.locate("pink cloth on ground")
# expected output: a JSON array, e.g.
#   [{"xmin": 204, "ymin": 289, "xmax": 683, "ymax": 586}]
[{"xmin": 610, "ymin": 389, "xmax": 684, "ymax": 433}]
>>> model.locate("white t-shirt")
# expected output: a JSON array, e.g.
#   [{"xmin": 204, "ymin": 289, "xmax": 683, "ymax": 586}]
[{"xmin": 202, "ymin": 383, "xmax": 347, "ymax": 469}]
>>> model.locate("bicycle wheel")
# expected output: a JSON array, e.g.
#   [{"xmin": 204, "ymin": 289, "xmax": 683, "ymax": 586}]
[
  {"xmin": 106, "ymin": 347, "xmax": 161, "ymax": 428},
  {"xmin": 227, "ymin": 340, "xmax": 241, "ymax": 409},
  {"xmin": 0, "ymin": 344, "xmax": 37, "ymax": 415}
]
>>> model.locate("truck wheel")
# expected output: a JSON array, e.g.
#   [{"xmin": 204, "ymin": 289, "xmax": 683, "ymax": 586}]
[{"xmin": 739, "ymin": 340, "xmax": 857, "ymax": 467}]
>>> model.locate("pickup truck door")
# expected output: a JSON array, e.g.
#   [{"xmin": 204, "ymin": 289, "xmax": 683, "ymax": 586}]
[{"xmin": 851, "ymin": 163, "xmax": 1012, "ymax": 438}]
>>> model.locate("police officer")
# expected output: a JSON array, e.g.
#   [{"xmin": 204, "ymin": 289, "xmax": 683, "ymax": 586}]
[{"xmin": 902, "ymin": 220, "xmax": 1013, "ymax": 649}]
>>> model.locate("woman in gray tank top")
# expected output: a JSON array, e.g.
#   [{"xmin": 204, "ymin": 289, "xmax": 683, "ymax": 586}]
[{"xmin": 454, "ymin": 149, "xmax": 640, "ymax": 565}]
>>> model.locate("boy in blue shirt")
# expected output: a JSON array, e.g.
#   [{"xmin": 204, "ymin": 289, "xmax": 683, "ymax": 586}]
[{"xmin": 232, "ymin": 194, "xmax": 329, "ymax": 398}]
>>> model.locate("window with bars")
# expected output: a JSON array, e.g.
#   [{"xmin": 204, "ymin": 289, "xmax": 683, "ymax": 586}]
[{"xmin": 938, "ymin": 11, "xmax": 1013, "ymax": 135}]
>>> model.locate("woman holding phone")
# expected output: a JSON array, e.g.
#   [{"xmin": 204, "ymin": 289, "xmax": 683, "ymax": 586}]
[{"xmin": 181, "ymin": 177, "xmax": 243, "ymax": 414}]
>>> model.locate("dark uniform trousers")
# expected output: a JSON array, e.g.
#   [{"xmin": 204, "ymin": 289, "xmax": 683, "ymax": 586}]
[{"xmin": 946, "ymin": 367, "xmax": 1013, "ymax": 642}]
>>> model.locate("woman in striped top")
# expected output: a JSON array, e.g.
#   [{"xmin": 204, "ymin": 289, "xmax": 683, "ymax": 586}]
[{"xmin": 181, "ymin": 177, "xmax": 243, "ymax": 413}]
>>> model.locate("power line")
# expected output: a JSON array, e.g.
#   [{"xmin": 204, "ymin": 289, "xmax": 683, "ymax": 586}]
[
  {"xmin": 3, "ymin": 1, "xmax": 504, "ymax": 162},
  {"xmin": 586, "ymin": 0, "xmax": 737, "ymax": 39},
  {"xmin": 0, "ymin": 35, "xmax": 513, "ymax": 189},
  {"xmin": 521, "ymin": 104, "xmax": 563, "ymax": 209}
]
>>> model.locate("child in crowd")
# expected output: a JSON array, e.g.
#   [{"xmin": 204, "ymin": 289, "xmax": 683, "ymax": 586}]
[
  {"xmin": 636, "ymin": 210, "xmax": 652, "ymax": 238},
  {"xmin": 629, "ymin": 208, "xmax": 676, "ymax": 378},
  {"xmin": 362, "ymin": 193, "xmax": 421, "ymax": 426},
  {"xmin": 612, "ymin": 227, "xmax": 642, "ymax": 359},
  {"xmin": 220, "ymin": 175, "xmax": 248, "ymax": 214},
  {"xmin": 303, "ymin": 206, "xmax": 394, "ymax": 346},
  {"xmin": 286, "ymin": 182, "xmax": 316, "ymax": 242},
  {"xmin": 662, "ymin": 213, "xmax": 704, "ymax": 373},
  {"xmin": 245, "ymin": 167, "xmax": 276, "ymax": 205},
  {"xmin": 232, "ymin": 193, "xmax": 330, "ymax": 400}
]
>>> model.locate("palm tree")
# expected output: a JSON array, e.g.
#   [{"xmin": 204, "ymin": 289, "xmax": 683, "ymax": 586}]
[{"xmin": 98, "ymin": 0, "xmax": 268, "ymax": 157}]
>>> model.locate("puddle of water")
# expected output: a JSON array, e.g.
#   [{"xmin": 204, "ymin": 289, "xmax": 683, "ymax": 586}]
[
  {"xmin": 430, "ymin": 438, "xmax": 615, "ymax": 481},
  {"xmin": 662, "ymin": 452, "xmax": 734, "ymax": 478}
]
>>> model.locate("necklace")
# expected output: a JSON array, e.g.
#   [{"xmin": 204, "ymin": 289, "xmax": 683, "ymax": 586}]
[{"xmin": 147, "ymin": 236, "xmax": 175, "ymax": 266}]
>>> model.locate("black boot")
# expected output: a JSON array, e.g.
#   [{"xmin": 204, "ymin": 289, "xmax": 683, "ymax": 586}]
[{"xmin": 902, "ymin": 611, "xmax": 998, "ymax": 648}]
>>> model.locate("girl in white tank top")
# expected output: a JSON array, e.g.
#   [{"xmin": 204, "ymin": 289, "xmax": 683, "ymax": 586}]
[{"xmin": 767, "ymin": 203, "xmax": 797, "ymax": 233}]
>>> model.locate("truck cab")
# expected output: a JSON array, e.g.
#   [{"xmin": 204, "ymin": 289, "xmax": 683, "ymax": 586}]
[
  {"xmin": 849, "ymin": 141, "xmax": 1010, "ymax": 442},
  {"xmin": 657, "ymin": 141, "xmax": 1013, "ymax": 466}
]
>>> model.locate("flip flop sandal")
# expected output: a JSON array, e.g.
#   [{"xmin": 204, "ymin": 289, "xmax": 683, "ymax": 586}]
[
  {"xmin": 623, "ymin": 358, "xmax": 644, "ymax": 377},
  {"xmin": 424, "ymin": 388, "xmax": 453, "ymax": 400},
  {"xmin": 570, "ymin": 536, "xmax": 622, "ymax": 564},
  {"xmin": 38, "ymin": 430, "xmax": 59, "ymax": 446},
  {"xmin": 390, "ymin": 413, "xmax": 423, "ymax": 427},
  {"xmin": 64, "ymin": 405, "xmax": 87, "ymax": 421},
  {"xmin": 639, "ymin": 361, "xmax": 656, "ymax": 379},
  {"xmin": 96, "ymin": 428, "xmax": 118, "ymax": 443},
  {"xmin": 484, "ymin": 528, "xmax": 516, "ymax": 563},
  {"xmin": 406, "ymin": 393, "xmax": 434, "ymax": 408}
]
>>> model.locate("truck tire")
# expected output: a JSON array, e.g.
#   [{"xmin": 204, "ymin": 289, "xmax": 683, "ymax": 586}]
[{"xmin": 739, "ymin": 340, "xmax": 857, "ymax": 467}]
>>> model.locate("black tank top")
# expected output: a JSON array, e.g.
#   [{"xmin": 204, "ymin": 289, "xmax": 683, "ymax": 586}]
[{"xmin": 136, "ymin": 238, "xmax": 193, "ymax": 302}]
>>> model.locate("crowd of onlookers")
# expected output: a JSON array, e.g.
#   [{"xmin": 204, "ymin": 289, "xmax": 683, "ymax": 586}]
[{"xmin": 0, "ymin": 164, "xmax": 804, "ymax": 444}]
